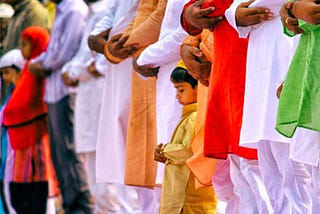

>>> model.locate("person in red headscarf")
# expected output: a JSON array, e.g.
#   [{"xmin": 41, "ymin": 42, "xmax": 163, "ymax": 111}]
[{"xmin": 2, "ymin": 26, "xmax": 56, "ymax": 214}]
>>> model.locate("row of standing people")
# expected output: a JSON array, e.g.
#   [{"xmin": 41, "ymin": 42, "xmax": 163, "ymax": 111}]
[{"xmin": 1, "ymin": 0, "xmax": 320, "ymax": 213}]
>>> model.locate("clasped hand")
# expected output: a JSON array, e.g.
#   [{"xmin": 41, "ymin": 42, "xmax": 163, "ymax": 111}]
[
  {"xmin": 183, "ymin": 0, "xmax": 223, "ymax": 31},
  {"xmin": 108, "ymin": 34, "xmax": 139, "ymax": 59},
  {"xmin": 132, "ymin": 56, "xmax": 159, "ymax": 78}
]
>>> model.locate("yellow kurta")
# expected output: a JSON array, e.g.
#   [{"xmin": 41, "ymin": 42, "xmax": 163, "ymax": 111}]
[{"xmin": 159, "ymin": 103, "xmax": 217, "ymax": 214}]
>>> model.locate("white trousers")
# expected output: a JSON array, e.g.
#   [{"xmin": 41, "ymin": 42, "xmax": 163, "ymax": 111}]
[
  {"xmin": 212, "ymin": 158, "xmax": 239, "ymax": 214},
  {"xmin": 83, "ymin": 152, "xmax": 141, "ymax": 214},
  {"xmin": 258, "ymin": 141, "xmax": 311, "ymax": 214},
  {"xmin": 135, "ymin": 186, "xmax": 161, "ymax": 214},
  {"xmin": 229, "ymin": 154, "xmax": 272, "ymax": 214}
]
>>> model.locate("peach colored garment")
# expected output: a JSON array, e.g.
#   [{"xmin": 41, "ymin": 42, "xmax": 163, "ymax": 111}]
[
  {"xmin": 124, "ymin": 0, "xmax": 167, "ymax": 48},
  {"xmin": 183, "ymin": 30, "xmax": 218, "ymax": 189},
  {"xmin": 124, "ymin": 0, "xmax": 168, "ymax": 187}
]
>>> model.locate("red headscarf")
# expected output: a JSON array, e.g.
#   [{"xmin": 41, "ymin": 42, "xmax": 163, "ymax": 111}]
[
  {"xmin": 3, "ymin": 26, "xmax": 50, "ymax": 150},
  {"xmin": 20, "ymin": 26, "xmax": 50, "ymax": 60}
]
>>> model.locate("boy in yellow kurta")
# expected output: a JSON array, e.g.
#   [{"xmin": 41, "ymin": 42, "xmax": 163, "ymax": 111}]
[{"xmin": 154, "ymin": 63, "xmax": 217, "ymax": 214}]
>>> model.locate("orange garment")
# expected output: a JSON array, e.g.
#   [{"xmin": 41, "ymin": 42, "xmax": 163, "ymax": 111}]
[
  {"xmin": 125, "ymin": 0, "xmax": 167, "ymax": 188},
  {"xmin": 105, "ymin": 0, "xmax": 168, "ymax": 187},
  {"xmin": 181, "ymin": 1, "xmax": 257, "ymax": 160},
  {"xmin": 182, "ymin": 30, "xmax": 218, "ymax": 189}
]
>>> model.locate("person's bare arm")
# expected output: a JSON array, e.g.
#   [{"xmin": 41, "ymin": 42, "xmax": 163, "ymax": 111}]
[{"xmin": 28, "ymin": 61, "xmax": 51, "ymax": 78}]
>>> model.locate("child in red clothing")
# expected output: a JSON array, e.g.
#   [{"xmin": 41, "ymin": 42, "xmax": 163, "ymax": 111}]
[{"xmin": 3, "ymin": 26, "xmax": 54, "ymax": 214}]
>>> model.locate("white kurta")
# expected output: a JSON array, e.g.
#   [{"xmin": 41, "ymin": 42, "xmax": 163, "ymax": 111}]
[
  {"xmin": 62, "ymin": 0, "xmax": 107, "ymax": 153},
  {"xmin": 136, "ymin": 0, "xmax": 188, "ymax": 183},
  {"xmin": 226, "ymin": 2, "xmax": 312, "ymax": 213},
  {"xmin": 93, "ymin": 0, "xmax": 139, "ymax": 183},
  {"xmin": 226, "ymin": 0, "xmax": 295, "ymax": 149}
]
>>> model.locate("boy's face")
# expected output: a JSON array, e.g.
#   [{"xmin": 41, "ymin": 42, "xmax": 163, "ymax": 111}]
[
  {"xmin": 0, "ymin": 67, "xmax": 20, "ymax": 84},
  {"xmin": 174, "ymin": 82, "xmax": 197, "ymax": 105}
]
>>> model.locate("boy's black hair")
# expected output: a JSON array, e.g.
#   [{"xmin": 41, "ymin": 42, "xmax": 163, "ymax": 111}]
[
  {"xmin": 11, "ymin": 64, "xmax": 21, "ymax": 72},
  {"xmin": 170, "ymin": 67, "xmax": 198, "ymax": 89}
]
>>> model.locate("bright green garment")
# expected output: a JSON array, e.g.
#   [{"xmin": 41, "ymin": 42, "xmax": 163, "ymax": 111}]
[
  {"xmin": 159, "ymin": 103, "xmax": 217, "ymax": 214},
  {"xmin": 276, "ymin": 21, "xmax": 320, "ymax": 137}
]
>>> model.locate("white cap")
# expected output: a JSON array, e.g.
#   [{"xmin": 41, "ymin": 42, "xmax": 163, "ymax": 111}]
[
  {"xmin": 0, "ymin": 3, "xmax": 14, "ymax": 18},
  {"xmin": 0, "ymin": 49, "xmax": 25, "ymax": 70}
]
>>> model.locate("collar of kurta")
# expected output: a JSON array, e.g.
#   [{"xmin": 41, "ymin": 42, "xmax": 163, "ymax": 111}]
[{"xmin": 182, "ymin": 103, "xmax": 197, "ymax": 118}]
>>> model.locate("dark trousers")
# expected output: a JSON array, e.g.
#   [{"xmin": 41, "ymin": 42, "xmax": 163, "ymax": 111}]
[
  {"xmin": 47, "ymin": 95, "xmax": 92, "ymax": 213},
  {"xmin": 10, "ymin": 181, "xmax": 48, "ymax": 214}
]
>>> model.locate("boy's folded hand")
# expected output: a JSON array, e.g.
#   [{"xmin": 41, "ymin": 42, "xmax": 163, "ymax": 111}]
[{"xmin": 154, "ymin": 143, "xmax": 167, "ymax": 163}]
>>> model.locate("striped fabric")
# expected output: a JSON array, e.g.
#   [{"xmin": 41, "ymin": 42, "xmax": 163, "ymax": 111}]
[{"xmin": 12, "ymin": 134, "xmax": 50, "ymax": 183}]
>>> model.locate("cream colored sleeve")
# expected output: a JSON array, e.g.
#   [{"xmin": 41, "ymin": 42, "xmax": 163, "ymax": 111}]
[{"xmin": 123, "ymin": 0, "xmax": 168, "ymax": 48}]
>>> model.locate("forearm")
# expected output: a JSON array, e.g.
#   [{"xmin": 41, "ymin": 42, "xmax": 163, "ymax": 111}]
[
  {"xmin": 137, "ymin": 27, "xmax": 188, "ymax": 67},
  {"xmin": 28, "ymin": 62, "xmax": 51, "ymax": 78}
]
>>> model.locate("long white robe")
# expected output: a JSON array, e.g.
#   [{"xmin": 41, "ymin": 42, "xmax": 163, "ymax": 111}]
[
  {"xmin": 136, "ymin": 0, "xmax": 188, "ymax": 183},
  {"xmin": 62, "ymin": 0, "xmax": 107, "ymax": 153},
  {"xmin": 94, "ymin": 1, "xmax": 162, "ymax": 213},
  {"xmin": 61, "ymin": 2, "xmax": 142, "ymax": 213},
  {"xmin": 226, "ymin": 1, "xmax": 312, "ymax": 213},
  {"xmin": 226, "ymin": 0, "xmax": 294, "ymax": 149},
  {"xmin": 93, "ymin": 0, "xmax": 139, "ymax": 184}
]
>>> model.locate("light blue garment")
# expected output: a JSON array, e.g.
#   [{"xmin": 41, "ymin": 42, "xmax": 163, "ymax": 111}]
[
  {"xmin": 0, "ymin": 127, "xmax": 8, "ymax": 181},
  {"xmin": 0, "ymin": 86, "xmax": 13, "ymax": 180},
  {"xmin": 62, "ymin": 0, "xmax": 108, "ymax": 81},
  {"xmin": 0, "ymin": 87, "xmax": 13, "ymax": 214},
  {"xmin": 39, "ymin": 0, "xmax": 89, "ymax": 103}
]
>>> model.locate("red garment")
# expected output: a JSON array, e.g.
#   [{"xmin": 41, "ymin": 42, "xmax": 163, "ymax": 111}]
[
  {"xmin": 181, "ymin": 0, "xmax": 230, "ymax": 35},
  {"xmin": 181, "ymin": 1, "xmax": 257, "ymax": 160},
  {"xmin": 3, "ymin": 26, "xmax": 50, "ymax": 150},
  {"xmin": 202, "ymin": 0, "xmax": 230, "ymax": 17}
]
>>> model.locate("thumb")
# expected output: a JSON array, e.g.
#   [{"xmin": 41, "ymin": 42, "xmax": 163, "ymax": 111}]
[
  {"xmin": 110, "ymin": 34, "xmax": 122, "ymax": 42},
  {"xmin": 118, "ymin": 34, "xmax": 130, "ymax": 46},
  {"xmin": 240, "ymin": 0, "xmax": 255, "ymax": 8},
  {"xmin": 190, "ymin": 47, "xmax": 203, "ymax": 58}
]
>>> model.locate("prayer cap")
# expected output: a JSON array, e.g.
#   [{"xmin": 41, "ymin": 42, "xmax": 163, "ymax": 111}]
[
  {"xmin": 0, "ymin": 49, "xmax": 25, "ymax": 70},
  {"xmin": 0, "ymin": 3, "xmax": 14, "ymax": 18}
]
